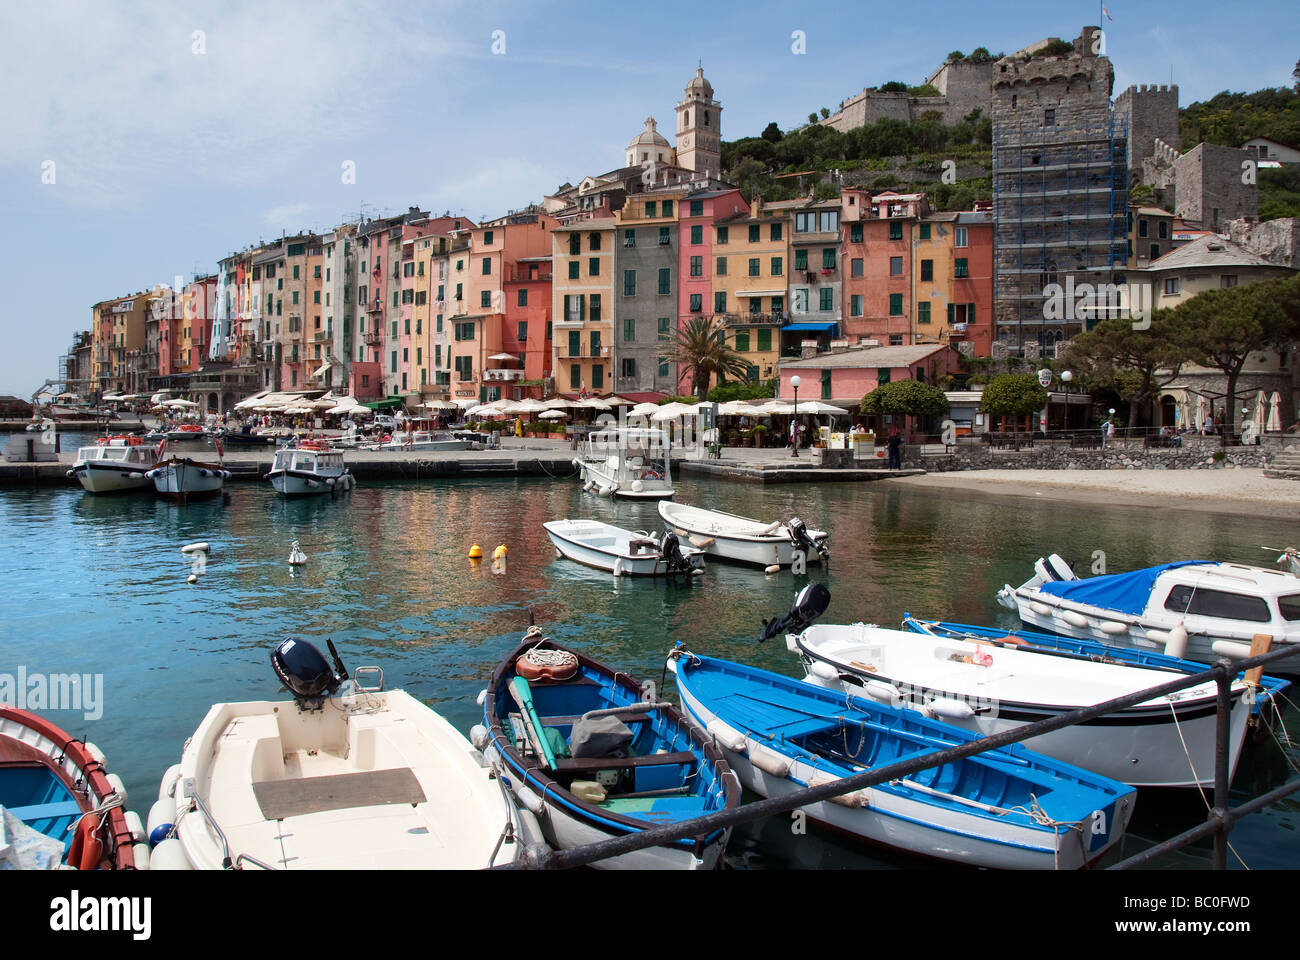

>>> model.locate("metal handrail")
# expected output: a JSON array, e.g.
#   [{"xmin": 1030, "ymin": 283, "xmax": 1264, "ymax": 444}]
[{"xmin": 502, "ymin": 642, "xmax": 1298, "ymax": 869}]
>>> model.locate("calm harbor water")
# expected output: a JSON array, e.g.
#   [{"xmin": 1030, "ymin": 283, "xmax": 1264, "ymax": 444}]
[{"xmin": 1, "ymin": 466, "xmax": 1297, "ymax": 869}]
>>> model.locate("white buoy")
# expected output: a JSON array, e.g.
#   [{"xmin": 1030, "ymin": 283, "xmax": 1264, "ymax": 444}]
[
  {"xmin": 180, "ymin": 542, "xmax": 210, "ymax": 555},
  {"xmin": 289, "ymin": 540, "xmax": 307, "ymax": 565},
  {"xmin": 187, "ymin": 574, "xmax": 198, "ymax": 584},
  {"xmin": 1164, "ymin": 624, "xmax": 1189, "ymax": 659}
]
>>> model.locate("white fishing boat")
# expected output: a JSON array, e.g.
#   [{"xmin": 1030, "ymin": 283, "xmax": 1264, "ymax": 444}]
[
  {"xmin": 658, "ymin": 501, "xmax": 828, "ymax": 568},
  {"xmin": 543, "ymin": 519, "xmax": 704, "ymax": 577},
  {"xmin": 364, "ymin": 431, "xmax": 471, "ymax": 452},
  {"xmin": 997, "ymin": 554, "xmax": 1300, "ymax": 671},
  {"xmin": 791, "ymin": 620, "xmax": 1267, "ymax": 789},
  {"xmin": 265, "ymin": 442, "xmax": 355, "ymax": 497},
  {"xmin": 149, "ymin": 638, "xmax": 538, "ymax": 870},
  {"xmin": 574, "ymin": 427, "xmax": 674, "ymax": 499},
  {"xmin": 66, "ymin": 436, "xmax": 157, "ymax": 493},
  {"xmin": 147, "ymin": 456, "xmax": 230, "ymax": 501}
]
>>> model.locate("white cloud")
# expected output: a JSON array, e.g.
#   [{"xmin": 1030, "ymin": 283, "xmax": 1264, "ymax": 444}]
[{"xmin": 264, "ymin": 202, "xmax": 312, "ymax": 228}]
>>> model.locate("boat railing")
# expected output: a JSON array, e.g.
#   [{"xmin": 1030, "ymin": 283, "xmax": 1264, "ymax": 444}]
[
  {"xmin": 193, "ymin": 791, "xmax": 277, "ymax": 870},
  {"xmin": 498, "ymin": 642, "xmax": 1300, "ymax": 870}
]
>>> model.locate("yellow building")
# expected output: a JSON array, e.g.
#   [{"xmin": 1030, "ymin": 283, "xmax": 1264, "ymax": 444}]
[
  {"xmin": 713, "ymin": 200, "xmax": 789, "ymax": 383},
  {"xmin": 552, "ymin": 217, "xmax": 616, "ymax": 393}
]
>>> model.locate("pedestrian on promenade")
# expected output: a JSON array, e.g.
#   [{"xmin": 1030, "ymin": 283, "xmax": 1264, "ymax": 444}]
[
  {"xmin": 1101, "ymin": 418, "xmax": 1114, "ymax": 449},
  {"xmin": 887, "ymin": 427, "xmax": 903, "ymax": 470}
]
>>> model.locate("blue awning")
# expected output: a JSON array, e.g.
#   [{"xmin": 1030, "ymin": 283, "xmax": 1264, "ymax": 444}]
[
  {"xmin": 783, "ymin": 322, "xmax": 839, "ymax": 333},
  {"xmin": 1037, "ymin": 561, "xmax": 1212, "ymax": 615}
]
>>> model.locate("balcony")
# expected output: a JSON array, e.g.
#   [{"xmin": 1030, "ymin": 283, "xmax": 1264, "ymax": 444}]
[
  {"xmin": 508, "ymin": 267, "xmax": 553, "ymax": 283},
  {"xmin": 364, "ymin": 332, "xmax": 382, "ymax": 346},
  {"xmin": 484, "ymin": 368, "xmax": 524, "ymax": 382},
  {"xmin": 312, "ymin": 331, "xmax": 332, "ymax": 343}
]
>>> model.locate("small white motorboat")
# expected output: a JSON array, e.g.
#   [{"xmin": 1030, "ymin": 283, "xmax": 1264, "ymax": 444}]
[
  {"xmin": 149, "ymin": 638, "xmax": 538, "ymax": 869},
  {"xmin": 575, "ymin": 427, "xmax": 674, "ymax": 499},
  {"xmin": 997, "ymin": 554, "xmax": 1300, "ymax": 671},
  {"xmin": 790, "ymin": 619, "xmax": 1267, "ymax": 789},
  {"xmin": 67, "ymin": 436, "xmax": 157, "ymax": 493},
  {"xmin": 265, "ymin": 441, "xmax": 355, "ymax": 497},
  {"xmin": 543, "ymin": 520, "xmax": 704, "ymax": 577},
  {"xmin": 658, "ymin": 501, "xmax": 828, "ymax": 568},
  {"xmin": 364, "ymin": 430, "xmax": 471, "ymax": 452},
  {"xmin": 147, "ymin": 457, "xmax": 230, "ymax": 501}
]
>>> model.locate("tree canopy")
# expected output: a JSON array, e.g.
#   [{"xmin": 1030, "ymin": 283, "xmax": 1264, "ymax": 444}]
[
  {"xmin": 980, "ymin": 374, "xmax": 1048, "ymax": 420},
  {"xmin": 660, "ymin": 316, "xmax": 752, "ymax": 400},
  {"xmin": 860, "ymin": 379, "xmax": 949, "ymax": 417},
  {"xmin": 1060, "ymin": 310, "xmax": 1190, "ymax": 428}
]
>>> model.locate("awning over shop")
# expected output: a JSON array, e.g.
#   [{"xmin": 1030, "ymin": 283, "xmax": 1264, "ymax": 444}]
[
  {"xmin": 312, "ymin": 362, "xmax": 331, "ymax": 379},
  {"xmin": 783, "ymin": 322, "xmax": 840, "ymax": 333},
  {"xmin": 363, "ymin": 397, "xmax": 405, "ymax": 410}
]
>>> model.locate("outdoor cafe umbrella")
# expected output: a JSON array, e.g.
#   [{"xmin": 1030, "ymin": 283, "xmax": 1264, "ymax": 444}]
[
  {"xmin": 1254, "ymin": 391, "xmax": 1268, "ymax": 434},
  {"xmin": 539, "ymin": 409, "xmax": 568, "ymax": 420},
  {"xmin": 629, "ymin": 402, "xmax": 661, "ymax": 417},
  {"xmin": 1268, "ymin": 392, "xmax": 1283, "ymax": 432},
  {"xmin": 650, "ymin": 402, "xmax": 699, "ymax": 421},
  {"xmin": 166, "ymin": 399, "xmax": 198, "ymax": 408}
]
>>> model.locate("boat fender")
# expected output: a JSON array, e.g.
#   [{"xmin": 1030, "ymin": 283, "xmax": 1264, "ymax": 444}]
[
  {"xmin": 1029, "ymin": 601, "xmax": 1052, "ymax": 617},
  {"xmin": 691, "ymin": 567, "xmax": 704, "ymax": 576},
  {"xmin": 1164, "ymin": 625, "xmax": 1189, "ymax": 659},
  {"xmin": 1061, "ymin": 610, "xmax": 1089, "ymax": 629},
  {"xmin": 759, "ymin": 521, "xmax": 783, "ymax": 537},
  {"xmin": 746, "ymin": 740, "xmax": 791, "ymax": 778},
  {"xmin": 926, "ymin": 697, "xmax": 975, "ymax": 721},
  {"xmin": 85, "ymin": 741, "xmax": 107, "ymax": 767},
  {"xmin": 469, "ymin": 724, "xmax": 490, "ymax": 751},
  {"xmin": 128, "ymin": 472, "xmax": 143, "ymax": 479},
  {"xmin": 1099, "ymin": 620, "xmax": 1129, "ymax": 636},
  {"xmin": 808, "ymin": 660, "xmax": 839, "ymax": 681},
  {"xmin": 476, "ymin": 688, "xmax": 488, "ymax": 707},
  {"xmin": 133, "ymin": 843, "xmax": 152, "ymax": 870},
  {"xmin": 863, "ymin": 680, "xmax": 904, "ymax": 708},
  {"xmin": 105, "ymin": 773, "xmax": 127, "ymax": 805},
  {"xmin": 514, "ymin": 785, "xmax": 547, "ymax": 817},
  {"xmin": 613, "ymin": 558, "xmax": 625, "ymax": 577},
  {"xmin": 147, "ymin": 799, "xmax": 175, "ymax": 847},
  {"xmin": 145, "ymin": 470, "xmax": 158, "ymax": 479},
  {"xmin": 764, "ymin": 562, "xmax": 782, "ymax": 576},
  {"xmin": 631, "ymin": 479, "xmax": 644, "ymax": 493},
  {"xmin": 1211, "ymin": 640, "xmax": 1253, "ymax": 660},
  {"xmin": 148, "ymin": 838, "xmax": 192, "ymax": 870},
  {"xmin": 66, "ymin": 469, "xmax": 76, "ymax": 478},
  {"xmin": 706, "ymin": 718, "xmax": 747, "ymax": 753},
  {"xmin": 180, "ymin": 543, "xmax": 210, "ymax": 555},
  {"xmin": 807, "ymin": 772, "xmax": 870, "ymax": 808},
  {"xmin": 1145, "ymin": 628, "xmax": 1171, "ymax": 644},
  {"xmin": 123, "ymin": 810, "xmax": 147, "ymax": 845},
  {"xmin": 66, "ymin": 813, "xmax": 104, "ymax": 870}
]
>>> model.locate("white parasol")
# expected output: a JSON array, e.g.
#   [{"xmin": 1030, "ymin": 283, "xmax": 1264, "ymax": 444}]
[
  {"xmin": 650, "ymin": 402, "xmax": 700, "ymax": 421},
  {"xmin": 539, "ymin": 409, "xmax": 568, "ymax": 420},
  {"xmin": 1268, "ymin": 392, "xmax": 1283, "ymax": 432}
]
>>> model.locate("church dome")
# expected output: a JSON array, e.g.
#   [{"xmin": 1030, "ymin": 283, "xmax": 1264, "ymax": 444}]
[
  {"xmin": 628, "ymin": 117, "xmax": 670, "ymax": 149},
  {"xmin": 626, "ymin": 117, "xmax": 672, "ymax": 168}
]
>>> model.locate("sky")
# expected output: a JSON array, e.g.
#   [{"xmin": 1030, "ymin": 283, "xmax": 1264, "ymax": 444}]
[{"xmin": 2, "ymin": 0, "xmax": 1297, "ymax": 398}]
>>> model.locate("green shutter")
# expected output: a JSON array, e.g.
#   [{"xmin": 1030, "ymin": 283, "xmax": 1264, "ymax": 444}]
[{"xmin": 569, "ymin": 330, "xmax": 580, "ymax": 357}]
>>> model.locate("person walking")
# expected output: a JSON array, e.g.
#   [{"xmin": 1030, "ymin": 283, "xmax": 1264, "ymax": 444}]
[
  {"xmin": 887, "ymin": 426, "xmax": 903, "ymax": 470},
  {"xmin": 1101, "ymin": 418, "xmax": 1114, "ymax": 449}
]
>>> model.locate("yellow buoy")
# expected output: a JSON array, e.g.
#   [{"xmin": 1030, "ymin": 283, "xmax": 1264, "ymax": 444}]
[
  {"xmin": 469, "ymin": 543, "xmax": 483, "ymax": 559},
  {"xmin": 493, "ymin": 544, "xmax": 508, "ymax": 559}
]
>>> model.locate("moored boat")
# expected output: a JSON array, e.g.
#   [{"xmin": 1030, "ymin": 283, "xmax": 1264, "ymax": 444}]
[
  {"xmin": 475, "ymin": 633, "xmax": 740, "ymax": 869},
  {"xmin": 789, "ymin": 613, "xmax": 1282, "ymax": 789},
  {"xmin": 67, "ymin": 436, "xmax": 157, "ymax": 493},
  {"xmin": 543, "ymin": 519, "xmax": 705, "ymax": 577},
  {"xmin": 0, "ymin": 707, "xmax": 146, "ymax": 869},
  {"xmin": 147, "ymin": 456, "xmax": 231, "ymax": 501},
  {"xmin": 658, "ymin": 500, "xmax": 828, "ymax": 568},
  {"xmin": 668, "ymin": 647, "xmax": 1137, "ymax": 869},
  {"xmin": 150, "ymin": 638, "xmax": 535, "ymax": 869},
  {"xmin": 575, "ymin": 427, "xmax": 674, "ymax": 499},
  {"xmin": 266, "ymin": 443, "xmax": 355, "ymax": 496},
  {"xmin": 997, "ymin": 554, "xmax": 1300, "ymax": 671}
]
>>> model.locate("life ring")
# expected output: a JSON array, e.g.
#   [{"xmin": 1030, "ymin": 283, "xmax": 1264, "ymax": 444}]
[
  {"xmin": 66, "ymin": 813, "xmax": 104, "ymax": 870},
  {"xmin": 640, "ymin": 469, "xmax": 662, "ymax": 481},
  {"xmin": 516, "ymin": 648, "xmax": 579, "ymax": 682}
]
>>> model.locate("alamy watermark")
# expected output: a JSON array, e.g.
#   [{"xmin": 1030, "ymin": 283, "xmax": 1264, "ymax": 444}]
[
  {"xmin": 1042, "ymin": 277, "xmax": 1153, "ymax": 330},
  {"xmin": 1, "ymin": 667, "xmax": 104, "ymax": 721}
]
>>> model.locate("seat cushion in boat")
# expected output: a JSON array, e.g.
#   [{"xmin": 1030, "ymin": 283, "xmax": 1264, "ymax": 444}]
[
  {"xmin": 599, "ymin": 795, "xmax": 710, "ymax": 821},
  {"xmin": 252, "ymin": 767, "xmax": 426, "ymax": 820}
]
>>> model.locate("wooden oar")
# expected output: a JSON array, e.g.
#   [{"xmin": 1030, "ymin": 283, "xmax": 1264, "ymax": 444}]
[{"xmin": 509, "ymin": 676, "xmax": 558, "ymax": 770}]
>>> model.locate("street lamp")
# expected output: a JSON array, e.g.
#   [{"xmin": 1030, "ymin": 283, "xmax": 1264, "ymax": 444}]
[
  {"xmin": 1061, "ymin": 370, "xmax": 1073, "ymax": 429},
  {"xmin": 791, "ymin": 375, "xmax": 801, "ymax": 458}
]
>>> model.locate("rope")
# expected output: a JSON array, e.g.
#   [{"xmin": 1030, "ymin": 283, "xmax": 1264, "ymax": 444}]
[{"xmin": 1167, "ymin": 699, "xmax": 1250, "ymax": 869}]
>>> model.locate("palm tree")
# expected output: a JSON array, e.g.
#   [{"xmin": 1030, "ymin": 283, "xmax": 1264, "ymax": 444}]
[{"xmin": 660, "ymin": 316, "xmax": 751, "ymax": 400}]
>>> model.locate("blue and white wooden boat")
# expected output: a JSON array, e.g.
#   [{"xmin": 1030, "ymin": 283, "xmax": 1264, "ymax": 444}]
[
  {"xmin": 0, "ymin": 707, "xmax": 146, "ymax": 869},
  {"xmin": 475, "ymin": 635, "xmax": 740, "ymax": 869},
  {"xmin": 668, "ymin": 648, "xmax": 1137, "ymax": 869},
  {"xmin": 997, "ymin": 554, "xmax": 1300, "ymax": 672},
  {"xmin": 790, "ymin": 616, "xmax": 1286, "ymax": 789}
]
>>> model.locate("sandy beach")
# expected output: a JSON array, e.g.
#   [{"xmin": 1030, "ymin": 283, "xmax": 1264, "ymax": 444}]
[{"xmin": 884, "ymin": 468, "xmax": 1300, "ymax": 518}]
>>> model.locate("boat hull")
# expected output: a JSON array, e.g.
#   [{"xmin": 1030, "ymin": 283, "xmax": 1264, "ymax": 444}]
[
  {"xmin": 73, "ymin": 461, "xmax": 155, "ymax": 493},
  {"xmin": 658, "ymin": 502, "xmax": 826, "ymax": 566},
  {"xmin": 149, "ymin": 460, "xmax": 227, "ymax": 501},
  {"xmin": 544, "ymin": 522, "xmax": 704, "ymax": 577},
  {"xmin": 578, "ymin": 461, "xmax": 674, "ymax": 499},
  {"xmin": 268, "ymin": 470, "xmax": 353, "ymax": 497}
]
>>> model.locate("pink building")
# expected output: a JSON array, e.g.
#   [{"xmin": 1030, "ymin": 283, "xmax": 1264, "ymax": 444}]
[{"xmin": 677, "ymin": 188, "xmax": 749, "ymax": 394}]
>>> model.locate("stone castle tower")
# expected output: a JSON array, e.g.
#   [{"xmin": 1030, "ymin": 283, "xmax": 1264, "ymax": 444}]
[
  {"xmin": 1113, "ymin": 83, "xmax": 1181, "ymax": 179},
  {"xmin": 675, "ymin": 67, "xmax": 722, "ymax": 179}
]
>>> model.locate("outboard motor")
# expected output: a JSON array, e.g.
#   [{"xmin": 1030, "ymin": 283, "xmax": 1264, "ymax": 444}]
[
  {"xmin": 658, "ymin": 529, "xmax": 692, "ymax": 577},
  {"xmin": 271, "ymin": 637, "xmax": 349, "ymax": 710},
  {"xmin": 787, "ymin": 516, "xmax": 829, "ymax": 562},
  {"xmin": 759, "ymin": 582, "xmax": 831, "ymax": 642}
]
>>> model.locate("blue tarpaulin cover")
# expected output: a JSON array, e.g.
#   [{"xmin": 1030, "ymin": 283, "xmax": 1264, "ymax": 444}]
[
  {"xmin": 1037, "ymin": 561, "xmax": 1214, "ymax": 615},
  {"xmin": 783, "ymin": 322, "xmax": 839, "ymax": 332}
]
